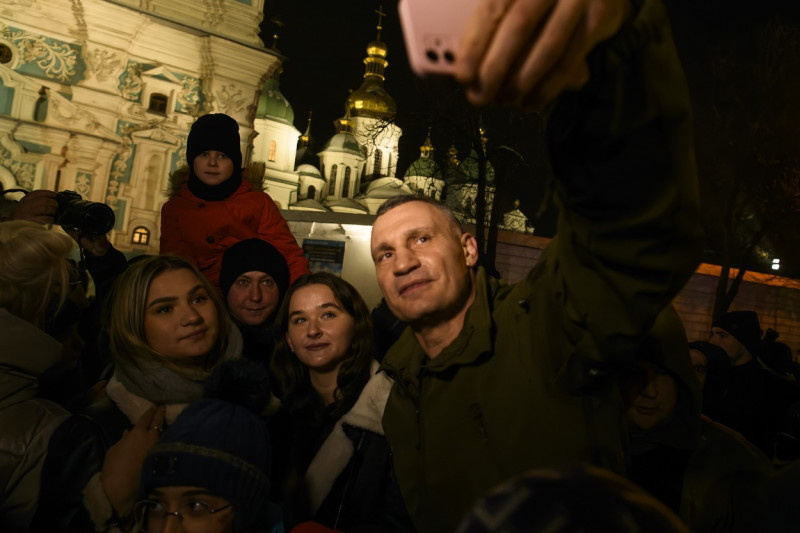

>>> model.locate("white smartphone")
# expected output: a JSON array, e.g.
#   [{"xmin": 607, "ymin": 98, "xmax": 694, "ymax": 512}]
[{"xmin": 397, "ymin": 0, "xmax": 482, "ymax": 77}]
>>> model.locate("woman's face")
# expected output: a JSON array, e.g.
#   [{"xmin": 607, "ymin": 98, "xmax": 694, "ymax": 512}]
[
  {"xmin": 285, "ymin": 284, "xmax": 356, "ymax": 373},
  {"xmin": 144, "ymin": 269, "xmax": 219, "ymax": 363}
]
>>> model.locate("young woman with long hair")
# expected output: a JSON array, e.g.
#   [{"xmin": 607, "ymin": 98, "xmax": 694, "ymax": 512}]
[
  {"xmin": 32, "ymin": 255, "xmax": 241, "ymax": 532},
  {"xmin": 269, "ymin": 272, "xmax": 411, "ymax": 532}
]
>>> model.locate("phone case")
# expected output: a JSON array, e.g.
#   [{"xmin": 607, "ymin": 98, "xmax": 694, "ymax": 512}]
[{"xmin": 398, "ymin": 0, "xmax": 481, "ymax": 77}]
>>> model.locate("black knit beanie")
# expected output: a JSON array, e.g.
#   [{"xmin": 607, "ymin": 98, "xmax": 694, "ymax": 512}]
[
  {"xmin": 712, "ymin": 310, "xmax": 763, "ymax": 357},
  {"xmin": 186, "ymin": 113, "xmax": 243, "ymax": 200},
  {"xmin": 141, "ymin": 361, "xmax": 271, "ymax": 533},
  {"xmin": 219, "ymin": 238, "xmax": 290, "ymax": 300}
]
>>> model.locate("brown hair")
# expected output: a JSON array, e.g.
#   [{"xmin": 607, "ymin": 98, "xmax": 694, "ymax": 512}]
[{"xmin": 271, "ymin": 272, "xmax": 373, "ymax": 411}]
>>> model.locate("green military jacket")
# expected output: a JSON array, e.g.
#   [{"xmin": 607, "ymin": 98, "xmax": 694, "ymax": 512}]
[{"xmin": 380, "ymin": 1, "xmax": 704, "ymax": 531}]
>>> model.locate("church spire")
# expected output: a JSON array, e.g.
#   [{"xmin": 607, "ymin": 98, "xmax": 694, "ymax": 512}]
[
  {"xmin": 420, "ymin": 126, "xmax": 434, "ymax": 158},
  {"xmin": 363, "ymin": 5, "xmax": 389, "ymax": 81},
  {"xmin": 299, "ymin": 111, "xmax": 312, "ymax": 149}
]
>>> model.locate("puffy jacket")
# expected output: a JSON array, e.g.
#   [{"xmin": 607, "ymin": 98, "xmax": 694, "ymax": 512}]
[
  {"xmin": 379, "ymin": 1, "xmax": 704, "ymax": 531},
  {"xmin": 0, "ymin": 309, "xmax": 69, "ymax": 533},
  {"xmin": 160, "ymin": 180, "xmax": 309, "ymax": 289}
]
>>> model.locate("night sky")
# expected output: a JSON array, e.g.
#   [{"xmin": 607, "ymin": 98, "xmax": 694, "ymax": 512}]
[{"xmin": 259, "ymin": 0, "xmax": 800, "ymax": 246}]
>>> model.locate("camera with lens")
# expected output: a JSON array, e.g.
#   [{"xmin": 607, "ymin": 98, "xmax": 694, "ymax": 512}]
[{"xmin": 54, "ymin": 190, "xmax": 115, "ymax": 236}]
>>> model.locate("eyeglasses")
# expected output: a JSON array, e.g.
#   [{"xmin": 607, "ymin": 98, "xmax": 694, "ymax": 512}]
[{"xmin": 134, "ymin": 499, "xmax": 232, "ymax": 532}]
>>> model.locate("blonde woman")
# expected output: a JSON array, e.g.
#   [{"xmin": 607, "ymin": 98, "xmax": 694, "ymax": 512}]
[
  {"xmin": 32, "ymin": 255, "xmax": 242, "ymax": 532},
  {"xmin": 0, "ymin": 221, "xmax": 73, "ymax": 532}
]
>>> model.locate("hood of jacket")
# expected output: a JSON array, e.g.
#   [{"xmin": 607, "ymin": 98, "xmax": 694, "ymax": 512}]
[
  {"xmin": 628, "ymin": 305, "xmax": 702, "ymax": 453},
  {"xmin": 0, "ymin": 308, "xmax": 62, "ymax": 408}
]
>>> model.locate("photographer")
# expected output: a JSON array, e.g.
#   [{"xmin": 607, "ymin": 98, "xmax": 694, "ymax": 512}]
[{"xmin": 2, "ymin": 188, "xmax": 127, "ymax": 409}]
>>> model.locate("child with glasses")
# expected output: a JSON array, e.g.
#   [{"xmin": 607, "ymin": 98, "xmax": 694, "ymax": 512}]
[{"xmin": 137, "ymin": 360, "xmax": 275, "ymax": 533}]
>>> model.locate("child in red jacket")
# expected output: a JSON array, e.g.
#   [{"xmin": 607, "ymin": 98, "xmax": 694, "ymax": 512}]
[{"xmin": 160, "ymin": 113, "xmax": 309, "ymax": 289}]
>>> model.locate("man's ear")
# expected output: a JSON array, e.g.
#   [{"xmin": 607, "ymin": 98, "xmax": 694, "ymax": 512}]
[{"xmin": 461, "ymin": 232, "xmax": 479, "ymax": 268}]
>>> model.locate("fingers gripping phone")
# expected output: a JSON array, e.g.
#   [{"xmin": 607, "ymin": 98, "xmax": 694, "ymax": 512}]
[{"xmin": 398, "ymin": 0, "xmax": 481, "ymax": 77}]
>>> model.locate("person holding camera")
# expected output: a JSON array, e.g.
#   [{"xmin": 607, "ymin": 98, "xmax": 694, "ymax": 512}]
[{"xmin": 1, "ymin": 187, "xmax": 128, "ymax": 406}]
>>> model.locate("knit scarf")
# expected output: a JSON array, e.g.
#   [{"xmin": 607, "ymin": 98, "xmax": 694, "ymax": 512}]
[
  {"xmin": 186, "ymin": 171, "xmax": 242, "ymax": 201},
  {"xmin": 114, "ymin": 324, "xmax": 243, "ymax": 405}
]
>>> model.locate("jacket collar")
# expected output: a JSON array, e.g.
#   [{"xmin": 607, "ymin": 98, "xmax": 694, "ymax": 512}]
[
  {"xmin": 304, "ymin": 360, "xmax": 392, "ymax": 512},
  {"xmin": 381, "ymin": 267, "xmax": 496, "ymax": 381}
]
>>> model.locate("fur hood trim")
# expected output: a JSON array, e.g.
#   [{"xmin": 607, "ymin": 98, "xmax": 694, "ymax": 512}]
[
  {"xmin": 304, "ymin": 360, "xmax": 392, "ymax": 513},
  {"xmin": 165, "ymin": 161, "xmax": 267, "ymax": 198}
]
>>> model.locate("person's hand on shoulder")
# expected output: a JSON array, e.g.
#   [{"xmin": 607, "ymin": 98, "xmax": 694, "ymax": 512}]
[
  {"xmin": 10, "ymin": 189, "xmax": 58, "ymax": 224},
  {"xmin": 101, "ymin": 405, "xmax": 166, "ymax": 517},
  {"xmin": 455, "ymin": 0, "xmax": 632, "ymax": 109}
]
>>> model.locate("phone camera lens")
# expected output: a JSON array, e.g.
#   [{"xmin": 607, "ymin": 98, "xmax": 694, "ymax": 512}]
[{"xmin": 426, "ymin": 49, "xmax": 439, "ymax": 63}]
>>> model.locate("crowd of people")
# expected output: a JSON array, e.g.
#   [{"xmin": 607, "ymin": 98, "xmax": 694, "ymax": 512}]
[{"xmin": 2, "ymin": 0, "xmax": 800, "ymax": 531}]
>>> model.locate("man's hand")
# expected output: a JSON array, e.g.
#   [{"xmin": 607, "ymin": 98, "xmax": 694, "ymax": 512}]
[
  {"xmin": 101, "ymin": 405, "xmax": 166, "ymax": 517},
  {"xmin": 455, "ymin": 0, "xmax": 632, "ymax": 109},
  {"xmin": 10, "ymin": 189, "xmax": 58, "ymax": 224},
  {"xmin": 63, "ymin": 227, "xmax": 111, "ymax": 257}
]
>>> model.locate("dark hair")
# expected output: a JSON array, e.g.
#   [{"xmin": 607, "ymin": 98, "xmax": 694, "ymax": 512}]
[{"xmin": 271, "ymin": 272, "xmax": 373, "ymax": 416}]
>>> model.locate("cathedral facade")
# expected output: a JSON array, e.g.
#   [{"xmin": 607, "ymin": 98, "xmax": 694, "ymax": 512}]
[
  {"xmin": 0, "ymin": 0, "xmax": 529, "ymax": 257},
  {"xmin": 0, "ymin": 0, "xmax": 279, "ymax": 254}
]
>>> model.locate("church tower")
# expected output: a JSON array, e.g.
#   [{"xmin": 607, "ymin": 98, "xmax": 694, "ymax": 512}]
[{"xmin": 345, "ymin": 6, "xmax": 402, "ymax": 184}]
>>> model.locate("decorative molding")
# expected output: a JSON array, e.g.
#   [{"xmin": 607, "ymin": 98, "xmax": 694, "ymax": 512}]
[
  {"xmin": 75, "ymin": 170, "xmax": 91, "ymax": 196},
  {"xmin": 48, "ymin": 89, "xmax": 105, "ymax": 133},
  {"xmin": 214, "ymin": 83, "xmax": 247, "ymax": 115},
  {"xmin": 201, "ymin": 0, "xmax": 225, "ymax": 28},
  {"xmin": 119, "ymin": 61, "xmax": 143, "ymax": 101},
  {"xmin": 176, "ymin": 75, "xmax": 201, "ymax": 115},
  {"xmin": 0, "ymin": 143, "xmax": 37, "ymax": 190},
  {"xmin": 87, "ymin": 48, "xmax": 122, "ymax": 82},
  {"xmin": 6, "ymin": 24, "xmax": 80, "ymax": 82}
]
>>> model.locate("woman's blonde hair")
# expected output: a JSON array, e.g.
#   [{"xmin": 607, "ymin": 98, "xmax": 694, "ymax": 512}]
[
  {"xmin": 0, "ymin": 221, "xmax": 74, "ymax": 327},
  {"xmin": 107, "ymin": 255, "xmax": 230, "ymax": 377}
]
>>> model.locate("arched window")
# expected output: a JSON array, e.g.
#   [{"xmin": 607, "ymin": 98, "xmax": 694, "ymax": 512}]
[
  {"xmin": 268, "ymin": 140, "xmax": 277, "ymax": 162},
  {"xmin": 131, "ymin": 226, "xmax": 150, "ymax": 245},
  {"xmin": 148, "ymin": 93, "xmax": 168, "ymax": 115},
  {"xmin": 373, "ymin": 149, "xmax": 382, "ymax": 176},
  {"xmin": 342, "ymin": 167, "xmax": 352, "ymax": 198},
  {"xmin": 329, "ymin": 165, "xmax": 338, "ymax": 194},
  {"xmin": 307, "ymin": 185, "xmax": 316, "ymax": 201}
]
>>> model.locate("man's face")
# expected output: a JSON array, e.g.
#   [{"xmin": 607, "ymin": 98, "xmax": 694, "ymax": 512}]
[
  {"xmin": 627, "ymin": 362, "xmax": 678, "ymax": 432},
  {"xmin": 225, "ymin": 271, "xmax": 281, "ymax": 326},
  {"xmin": 370, "ymin": 201, "xmax": 478, "ymax": 325},
  {"xmin": 709, "ymin": 327, "xmax": 749, "ymax": 365},
  {"xmin": 689, "ymin": 348, "xmax": 708, "ymax": 390}
]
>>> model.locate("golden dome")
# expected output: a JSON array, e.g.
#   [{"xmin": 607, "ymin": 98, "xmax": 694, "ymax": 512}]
[{"xmin": 347, "ymin": 80, "xmax": 396, "ymax": 120}]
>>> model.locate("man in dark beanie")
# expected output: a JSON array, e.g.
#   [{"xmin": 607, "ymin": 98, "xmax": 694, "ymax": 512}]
[
  {"xmin": 220, "ymin": 238, "xmax": 290, "ymax": 365},
  {"xmin": 709, "ymin": 310, "xmax": 800, "ymax": 456},
  {"xmin": 710, "ymin": 310, "xmax": 762, "ymax": 366},
  {"xmin": 160, "ymin": 113, "xmax": 308, "ymax": 291}
]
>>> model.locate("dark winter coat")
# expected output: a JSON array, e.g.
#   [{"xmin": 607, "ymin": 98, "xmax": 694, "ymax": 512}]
[
  {"xmin": 0, "ymin": 309, "xmax": 69, "ymax": 532},
  {"xmin": 379, "ymin": 1, "xmax": 704, "ymax": 531},
  {"xmin": 273, "ymin": 363, "xmax": 412, "ymax": 532},
  {"xmin": 627, "ymin": 307, "xmax": 773, "ymax": 533}
]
